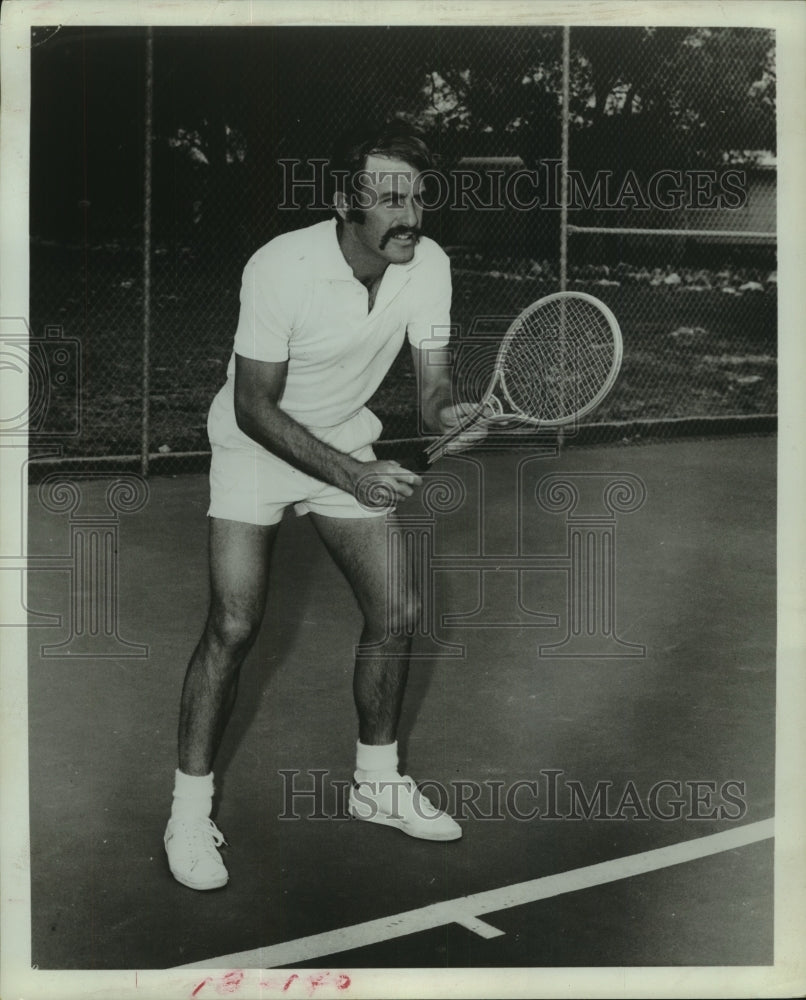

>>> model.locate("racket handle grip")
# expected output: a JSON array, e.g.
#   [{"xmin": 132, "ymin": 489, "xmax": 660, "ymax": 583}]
[
  {"xmin": 425, "ymin": 414, "xmax": 473, "ymax": 458},
  {"xmin": 426, "ymin": 429, "xmax": 470, "ymax": 464}
]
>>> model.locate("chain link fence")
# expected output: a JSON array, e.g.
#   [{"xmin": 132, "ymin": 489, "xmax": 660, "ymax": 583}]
[{"xmin": 29, "ymin": 24, "xmax": 776, "ymax": 474}]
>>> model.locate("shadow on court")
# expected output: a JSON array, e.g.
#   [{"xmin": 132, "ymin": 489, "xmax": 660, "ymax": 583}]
[{"xmin": 25, "ymin": 435, "xmax": 776, "ymax": 970}]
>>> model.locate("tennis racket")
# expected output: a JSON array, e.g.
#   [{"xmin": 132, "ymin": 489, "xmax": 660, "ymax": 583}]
[{"xmin": 426, "ymin": 291, "xmax": 623, "ymax": 463}]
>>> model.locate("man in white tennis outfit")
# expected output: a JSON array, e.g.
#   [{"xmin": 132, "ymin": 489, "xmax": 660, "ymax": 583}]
[{"xmin": 164, "ymin": 122, "xmax": 474, "ymax": 890}]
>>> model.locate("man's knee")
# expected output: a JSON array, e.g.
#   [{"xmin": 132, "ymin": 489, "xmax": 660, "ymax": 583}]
[
  {"xmin": 206, "ymin": 605, "xmax": 262, "ymax": 652},
  {"xmin": 367, "ymin": 586, "xmax": 422, "ymax": 638}
]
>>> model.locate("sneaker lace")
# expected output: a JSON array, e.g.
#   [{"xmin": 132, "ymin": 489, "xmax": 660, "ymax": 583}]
[
  {"xmin": 201, "ymin": 817, "xmax": 227, "ymax": 848},
  {"xmin": 180, "ymin": 817, "xmax": 227, "ymax": 858},
  {"xmin": 400, "ymin": 775, "xmax": 440, "ymax": 817}
]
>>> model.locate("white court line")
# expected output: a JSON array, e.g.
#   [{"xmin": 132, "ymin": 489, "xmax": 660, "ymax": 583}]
[
  {"xmin": 175, "ymin": 818, "xmax": 774, "ymax": 970},
  {"xmin": 451, "ymin": 911, "xmax": 506, "ymax": 939}
]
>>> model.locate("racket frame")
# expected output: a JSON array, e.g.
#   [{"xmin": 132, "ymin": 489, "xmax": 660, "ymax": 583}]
[{"xmin": 426, "ymin": 290, "xmax": 623, "ymax": 461}]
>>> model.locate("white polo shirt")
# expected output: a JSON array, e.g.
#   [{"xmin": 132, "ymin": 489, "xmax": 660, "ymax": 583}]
[{"xmin": 207, "ymin": 218, "xmax": 452, "ymax": 452}]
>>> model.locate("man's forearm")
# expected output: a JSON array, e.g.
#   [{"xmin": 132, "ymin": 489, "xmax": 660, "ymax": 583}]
[
  {"xmin": 236, "ymin": 399, "xmax": 361, "ymax": 494},
  {"xmin": 421, "ymin": 374, "xmax": 454, "ymax": 433}
]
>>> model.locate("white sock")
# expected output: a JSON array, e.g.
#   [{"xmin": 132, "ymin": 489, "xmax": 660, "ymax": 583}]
[
  {"xmin": 170, "ymin": 768, "xmax": 214, "ymax": 820},
  {"xmin": 354, "ymin": 740, "xmax": 399, "ymax": 784}
]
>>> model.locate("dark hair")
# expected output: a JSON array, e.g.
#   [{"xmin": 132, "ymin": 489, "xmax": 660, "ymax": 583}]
[{"xmin": 329, "ymin": 120, "xmax": 434, "ymax": 221}]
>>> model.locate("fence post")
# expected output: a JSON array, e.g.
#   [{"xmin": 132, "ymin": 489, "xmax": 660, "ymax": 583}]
[
  {"xmin": 141, "ymin": 26, "xmax": 154, "ymax": 477},
  {"xmin": 560, "ymin": 24, "xmax": 570, "ymax": 294},
  {"xmin": 558, "ymin": 25, "xmax": 571, "ymax": 450}
]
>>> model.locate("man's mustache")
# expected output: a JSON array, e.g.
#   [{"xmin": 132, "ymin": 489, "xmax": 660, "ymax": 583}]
[{"xmin": 380, "ymin": 226, "xmax": 422, "ymax": 249}]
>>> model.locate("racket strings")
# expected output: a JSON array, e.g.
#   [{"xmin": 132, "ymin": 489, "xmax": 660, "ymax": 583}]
[{"xmin": 501, "ymin": 298, "xmax": 616, "ymax": 421}]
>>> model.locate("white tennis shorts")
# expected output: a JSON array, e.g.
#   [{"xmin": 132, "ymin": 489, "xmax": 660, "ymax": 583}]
[{"xmin": 206, "ymin": 390, "xmax": 389, "ymax": 526}]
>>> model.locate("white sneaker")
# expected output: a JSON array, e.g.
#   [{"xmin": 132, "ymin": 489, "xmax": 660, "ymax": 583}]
[
  {"xmin": 164, "ymin": 816, "xmax": 229, "ymax": 890},
  {"xmin": 349, "ymin": 774, "xmax": 462, "ymax": 841}
]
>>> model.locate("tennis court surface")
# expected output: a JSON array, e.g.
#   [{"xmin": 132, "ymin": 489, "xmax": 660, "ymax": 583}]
[{"xmin": 26, "ymin": 434, "xmax": 775, "ymax": 970}]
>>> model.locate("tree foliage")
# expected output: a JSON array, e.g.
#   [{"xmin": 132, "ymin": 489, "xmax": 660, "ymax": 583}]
[{"xmin": 30, "ymin": 25, "xmax": 775, "ymax": 245}]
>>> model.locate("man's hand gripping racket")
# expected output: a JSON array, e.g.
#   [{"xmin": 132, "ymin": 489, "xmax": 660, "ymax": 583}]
[{"xmin": 426, "ymin": 291, "xmax": 623, "ymax": 463}]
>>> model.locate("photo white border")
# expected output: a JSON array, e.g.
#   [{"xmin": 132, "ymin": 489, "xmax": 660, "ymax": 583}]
[{"xmin": 2, "ymin": 1, "xmax": 804, "ymax": 998}]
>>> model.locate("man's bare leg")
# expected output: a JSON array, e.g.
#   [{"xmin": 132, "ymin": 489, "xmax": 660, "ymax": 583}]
[
  {"xmin": 178, "ymin": 516, "xmax": 280, "ymax": 774},
  {"xmin": 310, "ymin": 512, "xmax": 461, "ymax": 841},
  {"xmin": 166, "ymin": 516, "xmax": 280, "ymax": 888},
  {"xmin": 310, "ymin": 512, "xmax": 414, "ymax": 745}
]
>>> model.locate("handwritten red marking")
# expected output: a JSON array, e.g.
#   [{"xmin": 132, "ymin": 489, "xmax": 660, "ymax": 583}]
[
  {"xmin": 218, "ymin": 970, "xmax": 244, "ymax": 994},
  {"xmin": 192, "ymin": 969, "xmax": 350, "ymax": 997}
]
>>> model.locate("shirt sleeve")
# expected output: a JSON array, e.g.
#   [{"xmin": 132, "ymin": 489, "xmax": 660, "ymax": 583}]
[
  {"xmin": 406, "ymin": 243, "xmax": 453, "ymax": 349},
  {"xmin": 232, "ymin": 246, "xmax": 295, "ymax": 363}
]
